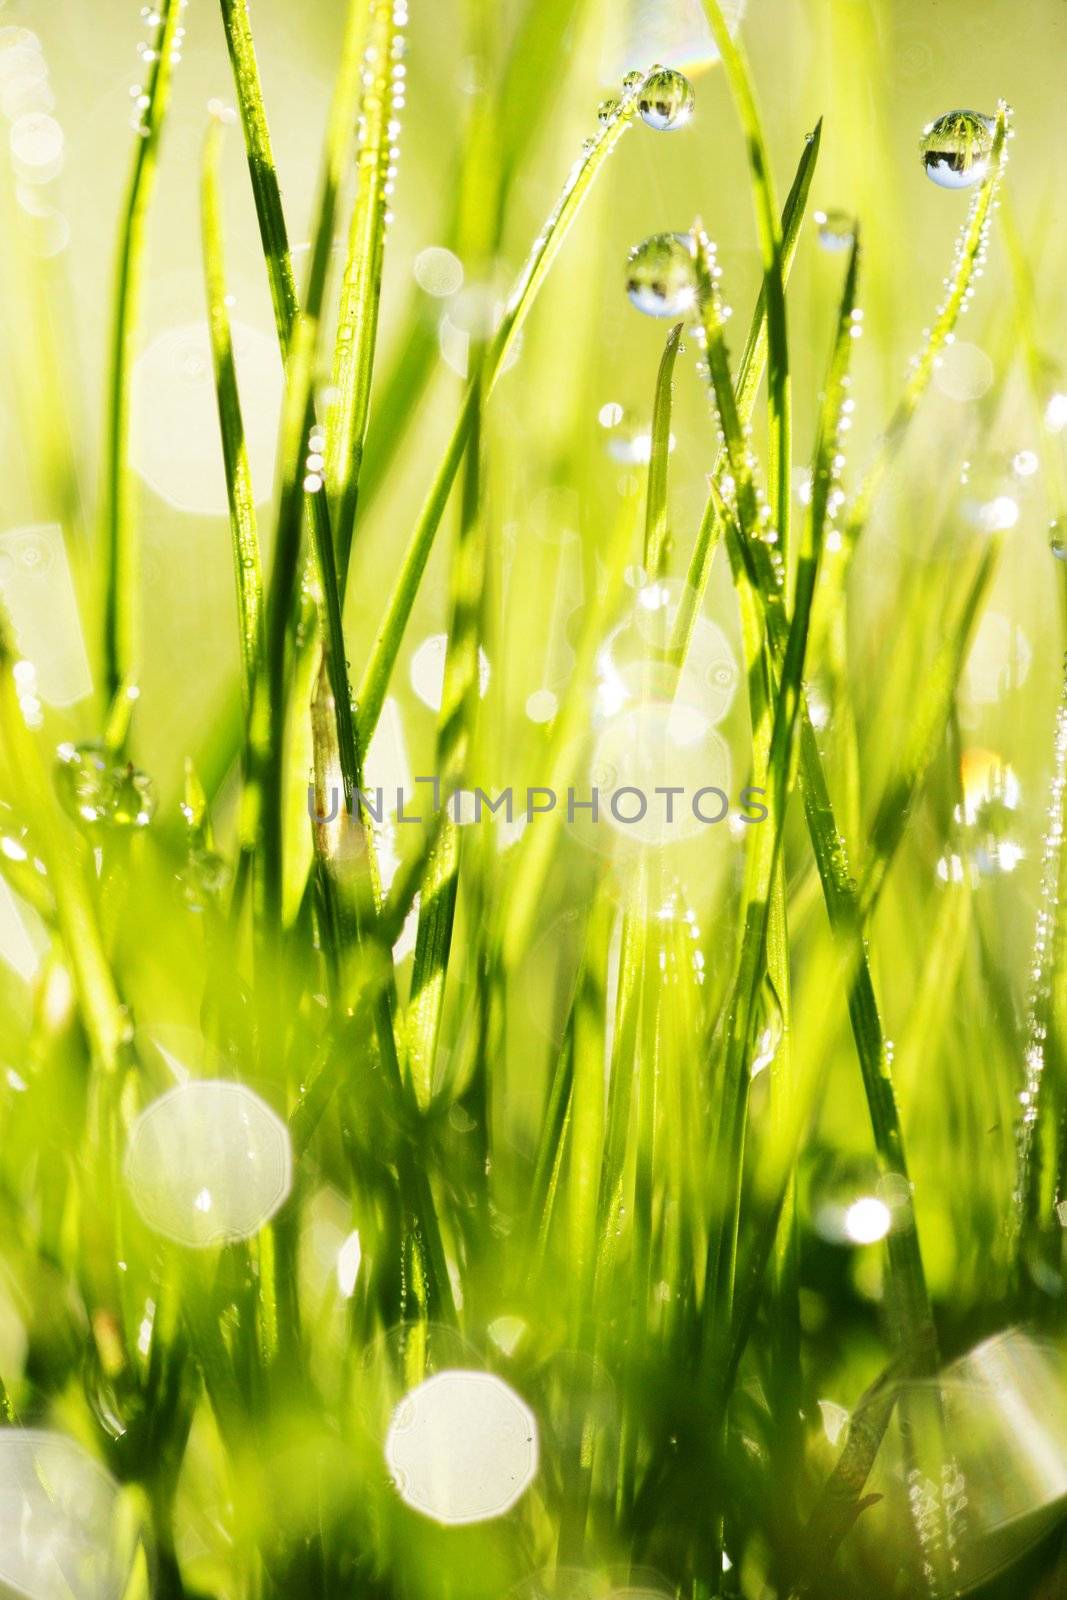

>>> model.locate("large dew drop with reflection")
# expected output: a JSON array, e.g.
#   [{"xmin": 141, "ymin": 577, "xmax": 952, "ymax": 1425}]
[
  {"xmin": 636, "ymin": 67, "xmax": 695, "ymax": 131},
  {"xmin": 920, "ymin": 109, "xmax": 995, "ymax": 189},
  {"xmin": 625, "ymin": 233, "xmax": 699, "ymax": 319},
  {"xmin": 0, "ymin": 1430, "xmax": 136, "ymax": 1600},
  {"xmin": 124, "ymin": 1079, "xmax": 293, "ymax": 1247},
  {"xmin": 384, "ymin": 1369, "xmax": 539, "ymax": 1525}
]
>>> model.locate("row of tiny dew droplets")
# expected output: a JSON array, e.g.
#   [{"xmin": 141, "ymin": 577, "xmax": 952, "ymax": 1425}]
[
  {"xmin": 494, "ymin": 68, "xmax": 650, "ymax": 358},
  {"xmin": 360, "ymin": 0, "xmax": 408, "ymax": 233},
  {"xmin": 306, "ymin": 0, "xmax": 407, "ymax": 499},
  {"xmin": 1013, "ymin": 652, "xmax": 1067, "ymax": 1218},
  {"xmin": 130, "ymin": 2, "xmax": 186, "ymax": 138}
]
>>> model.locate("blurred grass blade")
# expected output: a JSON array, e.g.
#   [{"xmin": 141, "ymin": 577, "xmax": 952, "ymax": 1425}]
[
  {"xmin": 201, "ymin": 114, "xmax": 265, "ymax": 715},
  {"xmin": 405, "ymin": 375, "xmax": 485, "ymax": 1105},
  {"xmin": 356, "ymin": 78, "xmax": 647, "ymax": 751},
  {"xmin": 858, "ymin": 540, "xmax": 999, "ymax": 920},
  {"xmin": 643, "ymin": 323, "xmax": 682, "ymax": 577},
  {"xmin": 699, "ymin": 0, "xmax": 791, "ymax": 556},
  {"xmin": 328, "ymin": 0, "xmax": 404, "ymax": 591},
  {"xmin": 670, "ymin": 120, "xmax": 821, "ymax": 664},
  {"xmin": 843, "ymin": 101, "xmax": 1011, "ymax": 552},
  {"xmin": 1014, "ymin": 658, "xmax": 1067, "ymax": 1251},
  {"xmin": 0, "ymin": 610, "xmax": 127, "ymax": 1073},
  {"xmin": 259, "ymin": 0, "xmax": 368, "ymax": 922},
  {"xmin": 101, "ymin": 0, "xmax": 184, "ymax": 720}
]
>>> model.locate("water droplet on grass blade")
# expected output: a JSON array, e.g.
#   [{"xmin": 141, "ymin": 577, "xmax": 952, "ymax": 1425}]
[
  {"xmin": 920, "ymin": 109, "xmax": 995, "ymax": 189},
  {"xmin": 625, "ymin": 232, "xmax": 698, "ymax": 318},
  {"xmin": 124, "ymin": 1080, "xmax": 293, "ymax": 1248},
  {"xmin": 814, "ymin": 208, "xmax": 855, "ymax": 252},
  {"xmin": 636, "ymin": 67, "xmax": 694, "ymax": 131},
  {"xmin": 1050, "ymin": 520, "xmax": 1067, "ymax": 561},
  {"xmin": 54, "ymin": 744, "xmax": 156, "ymax": 830},
  {"xmin": 749, "ymin": 976, "xmax": 784, "ymax": 1077},
  {"xmin": 597, "ymin": 95, "xmax": 620, "ymax": 123},
  {"xmin": 385, "ymin": 1370, "xmax": 538, "ymax": 1524},
  {"xmin": 179, "ymin": 847, "xmax": 231, "ymax": 911}
]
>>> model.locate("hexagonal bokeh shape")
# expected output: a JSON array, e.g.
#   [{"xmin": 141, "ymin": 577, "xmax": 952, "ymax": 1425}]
[
  {"xmin": 124, "ymin": 1079, "xmax": 293, "ymax": 1248},
  {"xmin": 0, "ymin": 1430, "xmax": 135, "ymax": 1600},
  {"xmin": 385, "ymin": 1369, "xmax": 539, "ymax": 1525}
]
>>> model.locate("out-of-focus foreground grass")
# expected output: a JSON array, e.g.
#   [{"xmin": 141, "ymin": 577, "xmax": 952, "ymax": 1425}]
[{"xmin": 1, "ymin": 1, "xmax": 1067, "ymax": 1597}]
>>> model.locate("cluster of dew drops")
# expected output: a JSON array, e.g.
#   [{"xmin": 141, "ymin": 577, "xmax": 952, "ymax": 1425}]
[{"xmin": 618, "ymin": 99, "xmax": 1060, "ymax": 565}]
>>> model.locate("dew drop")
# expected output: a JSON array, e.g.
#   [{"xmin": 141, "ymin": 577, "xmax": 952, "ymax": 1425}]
[
  {"xmin": 920, "ymin": 110, "xmax": 995, "ymax": 190},
  {"xmin": 625, "ymin": 232, "xmax": 698, "ymax": 319},
  {"xmin": 749, "ymin": 975, "xmax": 784, "ymax": 1078},
  {"xmin": 814, "ymin": 208, "xmax": 855, "ymax": 253},
  {"xmin": 621, "ymin": 69, "xmax": 644, "ymax": 90},
  {"xmin": 597, "ymin": 95, "xmax": 620, "ymax": 124},
  {"xmin": 1051, "ymin": 520, "xmax": 1067, "ymax": 562},
  {"xmin": 636, "ymin": 66, "xmax": 694, "ymax": 132}
]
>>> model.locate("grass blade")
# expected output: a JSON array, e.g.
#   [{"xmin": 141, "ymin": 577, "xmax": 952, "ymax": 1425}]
[
  {"xmin": 670, "ymin": 122, "xmax": 822, "ymax": 671},
  {"xmin": 842, "ymin": 101, "xmax": 1011, "ymax": 553},
  {"xmin": 642, "ymin": 323, "xmax": 683, "ymax": 577},
  {"xmin": 201, "ymin": 114, "xmax": 265, "ymax": 716},
  {"xmin": 217, "ymin": 0, "xmax": 300, "ymax": 350},
  {"xmin": 328, "ymin": 0, "xmax": 405, "ymax": 591},
  {"xmin": 101, "ymin": 0, "xmax": 184, "ymax": 720},
  {"xmin": 699, "ymin": 0, "xmax": 791, "ymax": 557},
  {"xmin": 356, "ymin": 78, "xmax": 647, "ymax": 751}
]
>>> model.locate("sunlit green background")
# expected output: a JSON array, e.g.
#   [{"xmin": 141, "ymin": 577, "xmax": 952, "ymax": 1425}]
[{"xmin": 2, "ymin": 0, "xmax": 1067, "ymax": 1596}]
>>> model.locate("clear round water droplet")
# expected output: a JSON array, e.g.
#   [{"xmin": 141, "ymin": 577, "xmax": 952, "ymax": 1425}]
[
  {"xmin": 597, "ymin": 95, "xmax": 620, "ymax": 124},
  {"xmin": 54, "ymin": 742, "xmax": 113, "ymax": 825},
  {"xmin": 1051, "ymin": 519, "xmax": 1067, "ymax": 561},
  {"xmin": 621, "ymin": 70, "xmax": 644, "ymax": 90},
  {"xmin": 636, "ymin": 67, "xmax": 694, "ymax": 132},
  {"xmin": 920, "ymin": 110, "xmax": 995, "ymax": 189},
  {"xmin": 110, "ymin": 763, "xmax": 157, "ymax": 829},
  {"xmin": 625, "ymin": 232, "xmax": 698, "ymax": 319},
  {"xmin": 180, "ymin": 848, "xmax": 231, "ymax": 912},
  {"xmin": 814, "ymin": 208, "xmax": 855, "ymax": 253}
]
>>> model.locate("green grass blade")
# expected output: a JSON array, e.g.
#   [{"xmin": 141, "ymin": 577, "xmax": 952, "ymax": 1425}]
[
  {"xmin": 356, "ymin": 80, "xmax": 646, "ymax": 751},
  {"xmin": 699, "ymin": 0, "xmax": 791, "ymax": 556},
  {"xmin": 0, "ymin": 611, "xmax": 127, "ymax": 1073},
  {"xmin": 101, "ymin": 0, "xmax": 184, "ymax": 720},
  {"xmin": 643, "ymin": 323, "xmax": 683, "ymax": 577},
  {"xmin": 201, "ymin": 116, "xmax": 265, "ymax": 716},
  {"xmin": 670, "ymin": 121, "xmax": 821, "ymax": 666},
  {"xmin": 858, "ymin": 540, "xmax": 999, "ymax": 920},
  {"xmin": 328, "ymin": 0, "xmax": 404, "ymax": 591},
  {"xmin": 843, "ymin": 101, "xmax": 1011, "ymax": 551},
  {"xmin": 405, "ymin": 377, "xmax": 485, "ymax": 1105},
  {"xmin": 217, "ymin": 0, "xmax": 300, "ymax": 350},
  {"xmin": 501, "ymin": 482, "xmax": 642, "ymax": 966}
]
